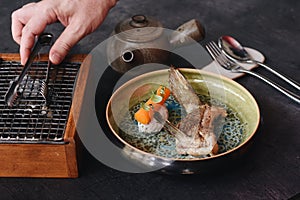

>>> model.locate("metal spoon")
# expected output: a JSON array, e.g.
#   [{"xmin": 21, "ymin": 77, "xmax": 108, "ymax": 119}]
[{"xmin": 218, "ymin": 35, "xmax": 300, "ymax": 90}]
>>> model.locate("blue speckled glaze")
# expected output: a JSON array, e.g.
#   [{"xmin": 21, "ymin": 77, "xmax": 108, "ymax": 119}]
[{"xmin": 119, "ymin": 94, "xmax": 245, "ymax": 159}]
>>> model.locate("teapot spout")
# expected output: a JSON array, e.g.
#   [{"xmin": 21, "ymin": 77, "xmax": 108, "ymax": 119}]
[{"xmin": 169, "ymin": 19, "xmax": 205, "ymax": 48}]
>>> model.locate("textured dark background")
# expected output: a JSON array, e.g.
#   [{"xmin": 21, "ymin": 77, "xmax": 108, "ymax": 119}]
[{"xmin": 0, "ymin": 0, "xmax": 299, "ymax": 199}]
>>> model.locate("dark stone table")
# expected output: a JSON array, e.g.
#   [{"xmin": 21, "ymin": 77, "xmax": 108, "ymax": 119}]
[{"xmin": 0, "ymin": 0, "xmax": 299, "ymax": 199}]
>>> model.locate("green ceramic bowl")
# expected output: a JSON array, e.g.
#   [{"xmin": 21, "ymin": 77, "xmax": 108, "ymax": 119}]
[{"xmin": 106, "ymin": 68, "xmax": 260, "ymax": 174}]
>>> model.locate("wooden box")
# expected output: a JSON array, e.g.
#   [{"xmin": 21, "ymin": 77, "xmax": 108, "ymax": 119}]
[{"xmin": 0, "ymin": 53, "xmax": 86, "ymax": 178}]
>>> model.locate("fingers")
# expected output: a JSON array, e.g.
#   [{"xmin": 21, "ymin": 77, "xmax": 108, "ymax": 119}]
[
  {"xmin": 11, "ymin": 2, "xmax": 56, "ymax": 65},
  {"xmin": 11, "ymin": 14, "xmax": 23, "ymax": 45},
  {"xmin": 11, "ymin": 0, "xmax": 112, "ymax": 65},
  {"xmin": 11, "ymin": 3, "xmax": 36, "ymax": 44},
  {"xmin": 50, "ymin": 24, "xmax": 84, "ymax": 64},
  {"xmin": 19, "ymin": 17, "xmax": 48, "ymax": 65}
]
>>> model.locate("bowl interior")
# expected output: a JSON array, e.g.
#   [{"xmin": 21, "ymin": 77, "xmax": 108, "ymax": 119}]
[{"xmin": 106, "ymin": 68, "xmax": 260, "ymax": 160}]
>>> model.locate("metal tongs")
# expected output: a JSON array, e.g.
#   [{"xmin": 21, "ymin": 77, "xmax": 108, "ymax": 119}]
[
  {"xmin": 40, "ymin": 60, "xmax": 52, "ymax": 107},
  {"xmin": 4, "ymin": 33, "xmax": 53, "ymax": 107}
]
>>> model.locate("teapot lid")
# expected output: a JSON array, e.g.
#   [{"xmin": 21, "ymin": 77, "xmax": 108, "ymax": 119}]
[{"xmin": 114, "ymin": 15, "xmax": 164, "ymax": 42}]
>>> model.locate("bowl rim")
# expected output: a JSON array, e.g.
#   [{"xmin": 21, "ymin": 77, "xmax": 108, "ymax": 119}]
[{"xmin": 106, "ymin": 68, "xmax": 260, "ymax": 161}]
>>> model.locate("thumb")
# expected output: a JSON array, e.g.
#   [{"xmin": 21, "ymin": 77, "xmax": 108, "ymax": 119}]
[{"xmin": 49, "ymin": 25, "xmax": 84, "ymax": 64}]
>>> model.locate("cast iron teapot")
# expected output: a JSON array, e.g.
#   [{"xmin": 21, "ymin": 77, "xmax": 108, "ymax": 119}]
[{"xmin": 106, "ymin": 14, "xmax": 205, "ymax": 73}]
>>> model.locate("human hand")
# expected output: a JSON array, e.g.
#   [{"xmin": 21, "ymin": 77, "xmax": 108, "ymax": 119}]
[{"xmin": 11, "ymin": 0, "xmax": 117, "ymax": 65}]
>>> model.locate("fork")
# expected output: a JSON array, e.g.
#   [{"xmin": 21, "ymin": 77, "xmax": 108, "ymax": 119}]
[{"xmin": 205, "ymin": 41, "xmax": 300, "ymax": 104}]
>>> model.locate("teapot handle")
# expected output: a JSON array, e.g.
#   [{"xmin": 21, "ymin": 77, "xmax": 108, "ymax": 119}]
[{"xmin": 169, "ymin": 19, "xmax": 205, "ymax": 48}]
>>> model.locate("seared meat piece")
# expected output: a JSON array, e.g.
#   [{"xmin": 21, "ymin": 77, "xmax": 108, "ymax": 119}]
[
  {"xmin": 168, "ymin": 67, "xmax": 227, "ymax": 156},
  {"xmin": 176, "ymin": 104, "xmax": 227, "ymax": 156},
  {"xmin": 169, "ymin": 67, "xmax": 202, "ymax": 114}
]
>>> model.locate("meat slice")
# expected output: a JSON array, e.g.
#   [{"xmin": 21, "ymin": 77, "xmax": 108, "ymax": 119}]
[
  {"xmin": 176, "ymin": 104, "xmax": 227, "ymax": 156},
  {"xmin": 169, "ymin": 67, "xmax": 202, "ymax": 114},
  {"xmin": 168, "ymin": 67, "xmax": 227, "ymax": 156}
]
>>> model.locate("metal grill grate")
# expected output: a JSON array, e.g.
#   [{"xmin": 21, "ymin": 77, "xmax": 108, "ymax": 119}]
[{"xmin": 0, "ymin": 60, "xmax": 80, "ymax": 144}]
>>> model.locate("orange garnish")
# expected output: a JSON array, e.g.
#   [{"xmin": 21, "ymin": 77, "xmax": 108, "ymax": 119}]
[{"xmin": 134, "ymin": 85, "xmax": 170, "ymax": 124}]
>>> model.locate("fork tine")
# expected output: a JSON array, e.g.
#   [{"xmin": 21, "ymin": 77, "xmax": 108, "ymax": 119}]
[
  {"xmin": 206, "ymin": 41, "xmax": 232, "ymax": 69},
  {"xmin": 205, "ymin": 42, "xmax": 217, "ymax": 59},
  {"xmin": 208, "ymin": 42, "xmax": 223, "ymax": 59},
  {"xmin": 211, "ymin": 42, "xmax": 229, "ymax": 64},
  {"xmin": 206, "ymin": 41, "xmax": 223, "ymax": 60}
]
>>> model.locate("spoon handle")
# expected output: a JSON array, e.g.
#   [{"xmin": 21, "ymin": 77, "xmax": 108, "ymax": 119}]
[
  {"xmin": 255, "ymin": 61, "xmax": 300, "ymax": 90},
  {"xmin": 236, "ymin": 68, "xmax": 300, "ymax": 104}
]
